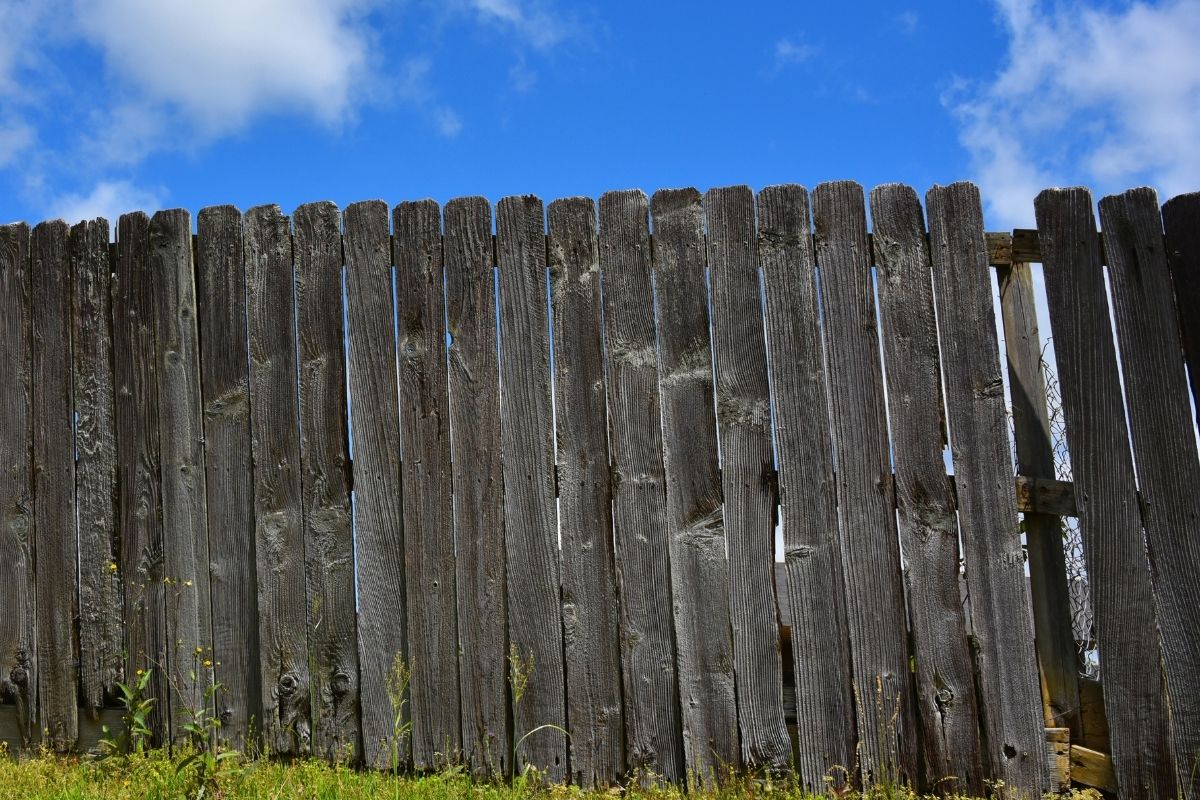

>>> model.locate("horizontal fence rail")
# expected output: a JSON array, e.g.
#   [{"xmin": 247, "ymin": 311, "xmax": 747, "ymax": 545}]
[{"xmin": 0, "ymin": 182, "xmax": 1197, "ymax": 799}]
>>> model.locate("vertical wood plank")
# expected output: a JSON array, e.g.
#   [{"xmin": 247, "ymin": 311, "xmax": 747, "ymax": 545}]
[
  {"xmin": 344, "ymin": 200, "xmax": 407, "ymax": 770},
  {"xmin": 548, "ymin": 197, "xmax": 625, "ymax": 786},
  {"xmin": 0, "ymin": 223, "xmax": 36, "ymax": 746},
  {"xmin": 445, "ymin": 197, "xmax": 509, "ymax": 777},
  {"xmin": 495, "ymin": 195, "xmax": 567, "ymax": 780},
  {"xmin": 812, "ymin": 180, "xmax": 916, "ymax": 786},
  {"xmin": 394, "ymin": 199, "xmax": 461, "ymax": 769},
  {"xmin": 196, "ymin": 205, "xmax": 260, "ymax": 749},
  {"xmin": 926, "ymin": 183, "xmax": 1046, "ymax": 796},
  {"xmin": 244, "ymin": 205, "xmax": 311, "ymax": 756},
  {"xmin": 1098, "ymin": 188, "xmax": 1200, "ymax": 795},
  {"xmin": 31, "ymin": 220, "xmax": 78, "ymax": 750},
  {"xmin": 596, "ymin": 189, "xmax": 683, "ymax": 783},
  {"xmin": 71, "ymin": 218, "xmax": 123, "ymax": 718},
  {"xmin": 757, "ymin": 185, "xmax": 856, "ymax": 790},
  {"xmin": 1035, "ymin": 187, "xmax": 1176, "ymax": 799},
  {"xmin": 294, "ymin": 202, "xmax": 359, "ymax": 761},
  {"xmin": 704, "ymin": 185, "xmax": 789, "ymax": 770},
  {"xmin": 1162, "ymin": 193, "xmax": 1200, "ymax": 430},
  {"xmin": 870, "ymin": 183, "xmax": 983, "ymax": 794}
]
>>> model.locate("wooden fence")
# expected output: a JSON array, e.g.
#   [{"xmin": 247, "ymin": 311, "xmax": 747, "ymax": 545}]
[{"xmin": 0, "ymin": 181, "xmax": 1197, "ymax": 799}]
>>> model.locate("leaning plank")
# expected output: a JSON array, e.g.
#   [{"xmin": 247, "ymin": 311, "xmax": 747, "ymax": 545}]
[
  {"xmin": 495, "ymin": 195, "xmax": 568, "ymax": 780},
  {"xmin": 870, "ymin": 183, "xmax": 983, "ymax": 795},
  {"xmin": 650, "ymin": 188, "xmax": 739, "ymax": 782},
  {"xmin": 1098, "ymin": 188, "xmax": 1200, "ymax": 795},
  {"xmin": 244, "ymin": 205, "xmax": 311, "ymax": 756},
  {"xmin": 1162, "ymin": 193, "xmax": 1200, "ymax": 430},
  {"xmin": 444, "ymin": 197, "xmax": 509, "ymax": 777},
  {"xmin": 31, "ymin": 221, "xmax": 79, "ymax": 750},
  {"xmin": 548, "ymin": 197, "xmax": 625, "ymax": 786},
  {"xmin": 596, "ymin": 189, "xmax": 683, "ymax": 783},
  {"xmin": 394, "ymin": 199, "xmax": 461, "ymax": 770},
  {"xmin": 113, "ymin": 212, "xmax": 169, "ymax": 742},
  {"xmin": 344, "ymin": 200, "xmax": 407, "ymax": 771},
  {"xmin": 71, "ymin": 218, "xmax": 123, "ymax": 717},
  {"xmin": 812, "ymin": 181, "xmax": 916, "ymax": 786},
  {"xmin": 0, "ymin": 223, "xmax": 36, "ymax": 747},
  {"xmin": 195, "ymin": 205, "xmax": 260, "ymax": 749},
  {"xmin": 294, "ymin": 202, "xmax": 359, "ymax": 762},
  {"xmin": 704, "ymin": 185, "xmax": 789, "ymax": 770},
  {"xmin": 757, "ymin": 185, "xmax": 856, "ymax": 790}
]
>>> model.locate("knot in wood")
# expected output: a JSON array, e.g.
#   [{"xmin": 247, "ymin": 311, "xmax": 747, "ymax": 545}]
[
  {"xmin": 278, "ymin": 672, "xmax": 301, "ymax": 697},
  {"xmin": 330, "ymin": 671, "xmax": 352, "ymax": 697},
  {"xmin": 935, "ymin": 687, "xmax": 954, "ymax": 706},
  {"xmin": 10, "ymin": 665, "xmax": 28, "ymax": 686}
]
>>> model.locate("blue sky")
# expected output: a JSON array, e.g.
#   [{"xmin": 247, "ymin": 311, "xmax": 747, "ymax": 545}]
[{"xmin": 0, "ymin": 0, "xmax": 1197, "ymax": 229}]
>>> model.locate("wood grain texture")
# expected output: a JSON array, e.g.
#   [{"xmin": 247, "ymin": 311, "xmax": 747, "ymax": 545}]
[
  {"xmin": 548, "ymin": 197, "xmax": 625, "ymax": 786},
  {"xmin": 0, "ymin": 223, "xmax": 36, "ymax": 746},
  {"xmin": 926, "ymin": 183, "xmax": 1046, "ymax": 796},
  {"xmin": 344, "ymin": 200, "xmax": 407, "ymax": 770},
  {"xmin": 444, "ymin": 197, "xmax": 509, "ymax": 777},
  {"xmin": 996, "ymin": 260, "xmax": 1082, "ymax": 736},
  {"xmin": 195, "ymin": 205, "xmax": 261, "ymax": 748},
  {"xmin": 244, "ymin": 205, "xmax": 311, "ymax": 756},
  {"xmin": 1162, "ymin": 193, "xmax": 1200, "ymax": 430},
  {"xmin": 495, "ymin": 195, "xmax": 567, "ymax": 780},
  {"xmin": 1035, "ymin": 187, "xmax": 1177, "ymax": 800},
  {"xmin": 650, "ymin": 187, "xmax": 738, "ymax": 781},
  {"xmin": 704, "ymin": 185, "xmax": 789, "ymax": 771},
  {"xmin": 596, "ymin": 189, "xmax": 683, "ymax": 783},
  {"xmin": 114, "ymin": 212, "xmax": 169, "ymax": 741},
  {"xmin": 31, "ymin": 220, "xmax": 79, "ymax": 750},
  {"xmin": 756, "ymin": 185, "xmax": 856, "ymax": 790},
  {"xmin": 71, "ymin": 219, "xmax": 123, "ymax": 717},
  {"xmin": 869, "ymin": 183, "xmax": 983, "ymax": 795},
  {"xmin": 294, "ymin": 202, "xmax": 359, "ymax": 762},
  {"xmin": 394, "ymin": 199, "xmax": 461, "ymax": 769},
  {"xmin": 812, "ymin": 181, "xmax": 915, "ymax": 786},
  {"xmin": 1098, "ymin": 188, "xmax": 1200, "ymax": 796}
]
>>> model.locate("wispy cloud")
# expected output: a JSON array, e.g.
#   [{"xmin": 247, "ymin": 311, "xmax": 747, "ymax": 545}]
[
  {"xmin": 897, "ymin": 10, "xmax": 919, "ymax": 34},
  {"xmin": 48, "ymin": 179, "xmax": 164, "ymax": 225},
  {"xmin": 470, "ymin": 0, "xmax": 572, "ymax": 50},
  {"xmin": 774, "ymin": 37, "xmax": 818, "ymax": 70}
]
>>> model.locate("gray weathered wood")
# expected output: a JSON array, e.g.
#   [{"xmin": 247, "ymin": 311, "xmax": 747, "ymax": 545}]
[
  {"xmin": 548, "ymin": 197, "xmax": 625, "ymax": 786},
  {"xmin": 1098, "ymin": 188, "xmax": 1200, "ymax": 796},
  {"xmin": 650, "ymin": 187, "xmax": 739, "ymax": 780},
  {"xmin": 1035, "ymin": 187, "xmax": 1177, "ymax": 799},
  {"xmin": 244, "ymin": 205, "xmax": 311, "ymax": 756},
  {"xmin": 596, "ymin": 189, "xmax": 683, "ymax": 783},
  {"xmin": 704, "ymin": 185, "xmax": 789, "ymax": 771},
  {"xmin": 756, "ymin": 185, "xmax": 856, "ymax": 790},
  {"xmin": 814, "ymin": 181, "xmax": 916, "ymax": 786},
  {"xmin": 444, "ymin": 196, "xmax": 509, "ymax": 777},
  {"xmin": 495, "ymin": 195, "xmax": 567, "ymax": 780},
  {"xmin": 394, "ymin": 199, "xmax": 461, "ymax": 770},
  {"xmin": 0, "ymin": 223, "xmax": 36, "ymax": 746},
  {"xmin": 195, "ymin": 205, "xmax": 260, "ymax": 749},
  {"xmin": 294, "ymin": 202, "xmax": 359, "ymax": 762},
  {"xmin": 344, "ymin": 200, "xmax": 407, "ymax": 770},
  {"xmin": 1162, "ymin": 193, "xmax": 1200, "ymax": 431},
  {"xmin": 71, "ymin": 218, "xmax": 123, "ymax": 717},
  {"xmin": 31, "ymin": 220, "xmax": 79, "ymax": 750}
]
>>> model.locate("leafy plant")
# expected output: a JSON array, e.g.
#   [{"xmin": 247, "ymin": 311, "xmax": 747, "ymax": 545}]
[
  {"xmin": 385, "ymin": 652, "xmax": 413, "ymax": 776},
  {"xmin": 100, "ymin": 668, "xmax": 156, "ymax": 758},
  {"xmin": 507, "ymin": 643, "xmax": 569, "ymax": 786}
]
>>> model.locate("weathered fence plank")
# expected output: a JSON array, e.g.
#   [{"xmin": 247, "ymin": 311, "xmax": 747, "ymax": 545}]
[
  {"xmin": 596, "ymin": 189, "xmax": 683, "ymax": 783},
  {"xmin": 394, "ymin": 199, "xmax": 461, "ymax": 769},
  {"xmin": 344, "ymin": 200, "xmax": 407, "ymax": 771},
  {"xmin": 650, "ymin": 187, "xmax": 739, "ymax": 781},
  {"xmin": 71, "ymin": 218, "xmax": 123, "ymax": 718},
  {"xmin": 813, "ymin": 180, "xmax": 915, "ymax": 786},
  {"xmin": 0, "ymin": 223, "xmax": 35, "ymax": 746},
  {"xmin": 756, "ymin": 184, "xmax": 856, "ymax": 790},
  {"xmin": 294, "ymin": 201, "xmax": 359, "ymax": 761},
  {"xmin": 196, "ymin": 205, "xmax": 261, "ymax": 748},
  {"xmin": 548, "ymin": 197, "xmax": 625, "ymax": 786},
  {"xmin": 704, "ymin": 185, "xmax": 789, "ymax": 771},
  {"xmin": 1098, "ymin": 188, "xmax": 1200, "ymax": 795},
  {"xmin": 444, "ymin": 196, "xmax": 509, "ymax": 777},
  {"xmin": 496, "ymin": 195, "xmax": 568, "ymax": 780},
  {"xmin": 870, "ymin": 183, "xmax": 983, "ymax": 795},
  {"xmin": 1162, "ymin": 193, "xmax": 1200, "ymax": 431},
  {"xmin": 31, "ymin": 220, "xmax": 78, "ymax": 750},
  {"xmin": 1035, "ymin": 187, "xmax": 1176, "ymax": 799}
]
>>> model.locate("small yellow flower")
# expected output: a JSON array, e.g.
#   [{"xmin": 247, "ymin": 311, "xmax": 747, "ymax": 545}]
[
  {"xmin": 203, "ymin": 659, "xmax": 212, "ymax": 668},
  {"xmin": 106, "ymin": 561, "xmax": 118, "ymax": 573},
  {"xmin": 195, "ymin": 646, "xmax": 203, "ymax": 656},
  {"xmin": 136, "ymin": 668, "xmax": 145, "ymax": 676},
  {"xmin": 184, "ymin": 579, "xmax": 193, "ymax": 587}
]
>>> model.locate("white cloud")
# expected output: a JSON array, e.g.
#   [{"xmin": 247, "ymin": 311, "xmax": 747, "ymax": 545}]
[
  {"xmin": 470, "ymin": 0, "xmax": 570, "ymax": 50},
  {"xmin": 433, "ymin": 107, "xmax": 463, "ymax": 137},
  {"xmin": 774, "ymin": 37, "xmax": 817, "ymax": 69},
  {"xmin": 48, "ymin": 179, "xmax": 164, "ymax": 225},
  {"xmin": 951, "ymin": 0, "xmax": 1200, "ymax": 227},
  {"xmin": 897, "ymin": 10, "xmax": 919, "ymax": 34},
  {"xmin": 0, "ymin": 121, "xmax": 34, "ymax": 168}
]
